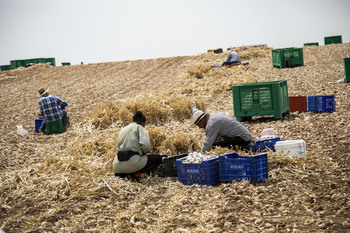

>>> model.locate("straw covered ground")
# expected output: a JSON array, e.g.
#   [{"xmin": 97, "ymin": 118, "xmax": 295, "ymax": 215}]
[{"xmin": 1, "ymin": 43, "xmax": 350, "ymax": 232}]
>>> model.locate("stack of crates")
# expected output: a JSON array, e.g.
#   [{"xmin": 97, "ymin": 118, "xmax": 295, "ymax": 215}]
[
  {"xmin": 304, "ymin": 42, "xmax": 319, "ymax": 47},
  {"xmin": 344, "ymin": 57, "xmax": 350, "ymax": 83},
  {"xmin": 289, "ymin": 96, "xmax": 307, "ymax": 112},
  {"xmin": 272, "ymin": 47, "xmax": 304, "ymax": 68},
  {"xmin": 308, "ymin": 95, "xmax": 335, "ymax": 112},
  {"xmin": 324, "ymin": 35, "xmax": 342, "ymax": 45},
  {"xmin": 219, "ymin": 153, "xmax": 268, "ymax": 182},
  {"xmin": 176, "ymin": 157, "xmax": 220, "ymax": 185},
  {"xmin": 232, "ymin": 80, "xmax": 290, "ymax": 121},
  {"xmin": 157, "ymin": 153, "xmax": 188, "ymax": 177},
  {"xmin": 254, "ymin": 137, "xmax": 281, "ymax": 152}
]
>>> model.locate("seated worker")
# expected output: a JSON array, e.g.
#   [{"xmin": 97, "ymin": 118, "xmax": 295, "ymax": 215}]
[
  {"xmin": 190, "ymin": 107, "xmax": 253, "ymax": 152},
  {"xmin": 113, "ymin": 111, "xmax": 166, "ymax": 182},
  {"xmin": 38, "ymin": 87, "xmax": 69, "ymax": 132},
  {"xmin": 222, "ymin": 50, "xmax": 241, "ymax": 66}
]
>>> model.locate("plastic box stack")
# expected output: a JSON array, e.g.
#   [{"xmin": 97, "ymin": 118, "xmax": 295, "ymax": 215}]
[
  {"xmin": 254, "ymin": 137, "xmax": 281, "ymax": 152},
  {"xmin": 308, "ymin": 95, "xmax": 335, "ymax": 112},
  {"xmin": 157, "ymin": 153, "xmax": 187, "ymax": 177},
  {"xmin": 176, "ymin": 157, "xmax": 219, "ymax": 185},
  {"xmin": 219, "ymin": 153, "xmax": 268, "ymax": 182}
]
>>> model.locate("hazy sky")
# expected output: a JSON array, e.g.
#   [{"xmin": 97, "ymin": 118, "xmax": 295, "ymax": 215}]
[{"xmin": 1, "ymin": 0, "xmax": 349, "ymax": 66}]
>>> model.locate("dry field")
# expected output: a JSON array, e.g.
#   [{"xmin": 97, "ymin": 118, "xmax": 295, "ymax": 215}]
[{"xmin": 1, "ymin": 43, "xmax": 350, "ymax": 232}]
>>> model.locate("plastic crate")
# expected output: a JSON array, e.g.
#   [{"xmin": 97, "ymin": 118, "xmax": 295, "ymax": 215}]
[
  {"xmin": 176, "ymin": 157, "xmax": 219, "ymax": 185},
  {"xmin": 157, "ymin": 153, "xmax": 187, "ymax": 177},
  {"xmin": 289, "ymin": 96, "xmax": 307, "ymax": 112},
  {"xmin": 35, "ymin": 117, "xmax": 44, "ymax": 133},
  {"xmin": 344, "ymin": 57, "xmax": 350, "ymax": 83},
  {"xmin": 46, "ymin": 119, "xmax": 64, "ymax": 135},
  {"xmin": 232, "ymin": 80, "xmax": 290, "ymax": 121},
  {"xmin": 0, "ymin": 65, "xmax": 11, "ymax": 71},
  {"xmin": 272, "ymin": 47, "xmax": 304, "ymax": 68},
  {"xmin": 324, "ymin": 35, "xmax": 342, "ymax": 45},
  {"xmin": 219, "ymin": 152, "xmax": 268, "ymax": 182},
  {"xmin": 308, "ymin": 95, "xmax": 335, "ymax": 112},
  {"xmin": 254, "ymin": 137, "xmax": 281, "ymax": 152},
  {"xmin": 304, "ymin": 42, "xmax": 319, "ymax": 47}
]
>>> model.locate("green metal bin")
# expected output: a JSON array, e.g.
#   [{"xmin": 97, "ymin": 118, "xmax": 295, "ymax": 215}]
[
  {"xmin": 10, "ymin": 60, "xmax": 26, "ymax": 69},
  {"xmin": 324, "ymin": 35, "xmax": 342, "ymax": 45},
  {"xmin": 232, "ymin": 80, "xmax": 290, "ymax": 121},
  {"xmin": 344, "ymin": 57, "xmax": 350, "ymax": 83},
  {"xmin": 304, "ymin": 42, "xmax": 319, "ymax": 46},
  {"xmin": 272, "ymin": 47, "xmax": 304, "ymax": 68},
  {"xmin": 0, "ymin": 65, "xmax": 11, "ymax": 71},
  {"xmin": 44, "ymin": 58, "xmax": 56, "ymax": 66}
]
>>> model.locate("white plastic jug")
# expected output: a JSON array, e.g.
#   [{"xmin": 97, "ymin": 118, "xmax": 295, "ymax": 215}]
[
  {"xmin": 275, "ymin": 140, "xmax": 306, "ymax": 157},
  {"xmin": 17, "ymin": 125, "xmax": 28, "ymax": 136}
]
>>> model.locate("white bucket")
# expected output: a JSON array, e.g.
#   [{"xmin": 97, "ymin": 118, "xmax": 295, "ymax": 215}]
[{"xmin": 275, "ymin": 140, "xmax": 306, "ymax": 157}]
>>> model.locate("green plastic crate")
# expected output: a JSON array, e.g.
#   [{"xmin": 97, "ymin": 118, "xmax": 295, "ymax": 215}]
[
  {"xmin": 232, "ymin": 80, "xmax": 290, "ymax": 121},
  {"xmin": 10, "ymin": 60, "xmax": 25, "ymax": 69},
  {"xmin": 61, "ymin": 62, "xmax": 71, "ymax": 66},
  {"xmin": 44, "ymin": 58, "xmax": 56, "ymax": 66},
  {"xmin": 344, "ymin": 57, "xmax": 350, "ymax": 83},
  {"xmin": 304, "ymin": 42, "xmax": 319, "ymax": 46},
  {"xmin": 272, "ymin": 47, "xmax": 304, "ymax": 68},
  {"xmin": 324, "ymin": 35, "xmax": 342, "ymax": 45},
  {"xmin": 0, "ymin": 65, "xmax": 11, "ymax": 71}
]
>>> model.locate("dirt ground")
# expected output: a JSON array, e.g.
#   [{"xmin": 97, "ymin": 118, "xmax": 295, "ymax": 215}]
[{"xmin": 1, "ymin": 44, "xmax": 350, "ymax": 232}]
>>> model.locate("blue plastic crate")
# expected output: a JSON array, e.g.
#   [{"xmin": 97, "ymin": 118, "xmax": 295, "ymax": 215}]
[
  {"xmin": 219, "ymin": 152, "xmax": 268, "ymax": 182},
  {"xmin": 176, "ymin": 157, "xmax": 219, "ymax": 185},
  {"xmin": 308, "ymin": 95, "xmax": 335, "ymax": 112},
  {"xmin": 35, "ymin": 117, "xmax": 44, "ymax": 133},
  {"xmin": 254, "ymin": 137, "xmax": 281, "ymax": 152}
]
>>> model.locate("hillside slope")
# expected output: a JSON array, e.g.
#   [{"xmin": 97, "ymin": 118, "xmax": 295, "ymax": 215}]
[{"xmin": 0, "ymin": 44, "xmax": 350, "ymax": 232}]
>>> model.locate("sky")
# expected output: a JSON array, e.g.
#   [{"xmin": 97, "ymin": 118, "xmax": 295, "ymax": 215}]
[{"xmin": 1, "ymin": 0, "xmax": 349, "ymax": 66}]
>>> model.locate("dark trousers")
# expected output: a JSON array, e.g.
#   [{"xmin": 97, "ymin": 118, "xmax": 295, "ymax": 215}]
[
  {"xmin": 213, "ymin": 135, "xmax": 251, "ymax": 150},
  {"xmin": 115, "ymin": 154, "xmax": 164, "ymax": 181},
  {"xmin": 61, "ymin": 110, "xmax": 68, "ymax": 128}
]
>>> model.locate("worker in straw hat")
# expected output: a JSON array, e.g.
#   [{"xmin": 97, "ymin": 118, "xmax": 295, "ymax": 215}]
[
  {"xmin": 191, "ymin": 107, "xmax": 253, "ymax": 152},
  {"xmin": 38, "ymin": 87, "xmax": 69, "ymax": 133},
  {"xmin": 222, "ymin": 50, "xmax": 241, "ymax": 66}
]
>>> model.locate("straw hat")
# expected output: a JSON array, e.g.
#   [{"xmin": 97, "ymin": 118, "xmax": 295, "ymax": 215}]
[
  {"xmin": 190, "ymin": 107, "xmax": 207, "ymax": 125},
  {"xmin": 38, "ymin": 88, "xmax": 49, "ymax": 96}
]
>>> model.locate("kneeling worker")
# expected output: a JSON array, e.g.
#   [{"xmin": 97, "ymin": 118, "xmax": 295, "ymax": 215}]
[
  {"xmin": 191, "ymin": 107, "xmax": 253, "ymax": 152},
  {"xmin": 38, "ymin": 87, "xmax": 69, "ymax": 133},
  {"xmin": 113, "ymin": 111, "xmax": 166, "ymax": 182},
  {"xmin": 222, "ymin": 50, "xmax": 241, "ymax": 66}
]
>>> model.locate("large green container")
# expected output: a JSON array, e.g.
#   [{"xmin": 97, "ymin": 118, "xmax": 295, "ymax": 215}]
[
  {"xmin": 232, "ymin": 80, "xmax": 290, "ymax": 121},
  {"xmin": 10, "ymin": 60, "xmax": 26, "ymax": 69},
  {"xmin": 0, "ymin": 65, "xmax": 11, "ymax": 71},
  {"xmin": 324, "ymin": 35, "xmax": 342, "ymax": 45},
  {"xmin": 44, "ymin": 58, "xmax": 56, "ymax": 66},
  {"xmin": 304, "ymin": 42, "xmax": 319, "ymax": 46},
  {"xmin": 344, "ymin": 57, "xmax": 350, "ymax": 83},
  {"xmin": 272, "ymin": 47, "xmax": 304, "ymax": 68}
]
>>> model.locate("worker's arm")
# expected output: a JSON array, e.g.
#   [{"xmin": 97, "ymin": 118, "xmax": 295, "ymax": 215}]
[{"xmin": 201, "ymin": 120, "xmax": 221, "ymax": 152}]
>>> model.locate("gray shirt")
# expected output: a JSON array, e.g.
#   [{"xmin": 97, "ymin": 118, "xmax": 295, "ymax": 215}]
[
  {"xmin": 113, "ymin": 122, "xmax": 151, "ymax": 174},
  {"xmin": 226, "ymin": 51, "xmax": 241, "ymax": 63},
  {"xmin": 202, "ymin": 113, "xmax": 252, "ymax": 152}
]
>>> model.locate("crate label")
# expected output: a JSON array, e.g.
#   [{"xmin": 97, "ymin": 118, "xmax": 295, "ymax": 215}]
[
  {"xmin": 186, "ymin": 168, "xmax": 200, "ymax": 174},
  {"xmin": 230, "ymin": 164, "xmax": 244, "ymax": 169}
]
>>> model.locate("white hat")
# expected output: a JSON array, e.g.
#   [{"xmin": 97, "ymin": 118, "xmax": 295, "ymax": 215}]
[{"xmin": 190, "ymin": 107, "xmax": 207, "ymax": 125}]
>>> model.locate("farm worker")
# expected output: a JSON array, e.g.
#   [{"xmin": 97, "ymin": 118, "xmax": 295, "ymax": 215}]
[
  {"xmin": 222, "ymin": 50, "xmax": 241, "ymax": 66},
  {"xmin": 38, "ymin": 87, "xmax": 69, "ymax": 132},
  {"xmin": 113, "ymin": 111, "xmax": 166, "ymax": 182},
  {"xmin": 190, "ymin": 107, "xmax": 253, "ymax": 152}
]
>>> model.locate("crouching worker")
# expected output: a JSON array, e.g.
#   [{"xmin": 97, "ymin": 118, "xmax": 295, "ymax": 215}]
[
  {"xmin": 191, "ymin": 107, "xmax": 253, "ymax": 152},
  {"xmin": 222, "ymin": 50, "xmax": 241, "ymax": 66},
  {"xmin": 38, "ymin": 87, "xmax": 69, "ymax": 134},
  {"xmin": 113, "ymin": 111, "xmax": 165, "ymax": 183}
]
